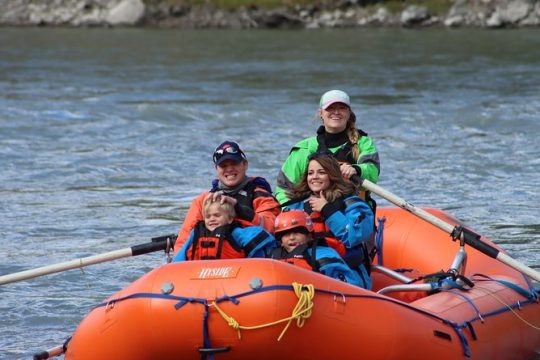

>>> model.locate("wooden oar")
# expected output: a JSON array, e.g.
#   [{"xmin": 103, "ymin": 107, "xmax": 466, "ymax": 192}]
[
  {"xmin": 0, "ymin": 234, "xmax": 176, "ymax": 286},
  {"xmin": 34, "ymin": 344, "xmax": 66, "ymax": 360},
  {"xmin": 358, "ymin": 178, "xmax": 540, "ymax": 283}
]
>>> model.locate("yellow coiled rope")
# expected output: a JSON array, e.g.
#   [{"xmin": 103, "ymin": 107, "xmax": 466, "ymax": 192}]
[{"xmin": 211, "ymin": 282, "xmax": 315, "ymax": 341}]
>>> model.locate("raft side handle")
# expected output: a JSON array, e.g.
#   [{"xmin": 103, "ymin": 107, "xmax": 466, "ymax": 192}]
[
  {"xmin": 198, "ymin": 346, "xmax": 231, "ymax": 354},
  {"xmin": 433, "ymin": 330, "xmax": 452, "ymax": 341},
  {"xmin": 105, "ymin": 300, "xmax": 115, "ymax": 311},
  {"xmin": 333, "ymin": 293, "xmax": 346, "ymax": 304}
]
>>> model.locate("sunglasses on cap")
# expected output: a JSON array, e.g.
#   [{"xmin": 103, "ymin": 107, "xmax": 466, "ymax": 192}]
[{"xmin": 212, "ymin": 146, "xmax": 246, "ymax": 164}]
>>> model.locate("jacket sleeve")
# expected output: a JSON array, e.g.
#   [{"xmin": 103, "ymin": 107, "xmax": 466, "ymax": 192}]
[
  {"xmin": 231, "ymin": 226, "xmax": 277, "ymax": 258},
  {"xmin": 172, "ymin": 230, "xmax": 195, "ymax": 262},
  {"xmin": 321, "ymin": 196, "xmax": 374, "ymax": 249},
  {"xmin": 250, "ymin": 189, "xmax": 281, "ymax": 234},
  {"xmin": 275, "ymin": 140, "xmax": 314, "ymax": 204},
  {"xmin": 281, "ymin": 200, "xmax": 303, "ymax": 212},
  {"xmin": 354, "ymin": 135, "xmax": 380, "ymax": 184},
  {"xmin": 313, "ymin": 247, "xmax": 363, "ymax": 287},
  {"xmin": 174, "ymin": 192, "xmax": 207, "ymax": 254}
]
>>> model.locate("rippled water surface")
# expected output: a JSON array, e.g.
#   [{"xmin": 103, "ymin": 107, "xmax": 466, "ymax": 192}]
[{"xmin": 0, "ymin": 28, "xmax": 539, "ymax": 359}]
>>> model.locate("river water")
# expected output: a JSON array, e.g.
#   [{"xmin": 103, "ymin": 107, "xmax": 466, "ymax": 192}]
[{"xmin": 0, "ymin": 28, "xmax": 539, "ymax": 359}]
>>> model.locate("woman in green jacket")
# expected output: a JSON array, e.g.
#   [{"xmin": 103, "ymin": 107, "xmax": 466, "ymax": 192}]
[{"xmin": 276, "ymin": 89, "xmax": 380, "ymax": 205}]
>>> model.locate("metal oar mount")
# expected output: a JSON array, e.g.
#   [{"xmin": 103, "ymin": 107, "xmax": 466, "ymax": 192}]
[
  {"xmin": 357, "ymin": 177, "xmax": 540, "ymax": 283},
  {"xmin": 0, "ymin": 234, "xmax": 177, "ymax": 286}
]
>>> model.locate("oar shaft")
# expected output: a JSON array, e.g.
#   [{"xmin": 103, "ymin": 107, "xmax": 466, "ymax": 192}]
[
  {"xmin": 360, "ymin": 178, "xmax": 540, "ymax": 283},
  {"xmin": 0, "ymin": 235, "xmax": 176, "ymax": 286},
  {"xmin": 497, "ymin": 252, "xmax": 540, "ymax": 283},
  {"xmin": 0, "ymin": 248, "xmax": 133, "ymax": 285},
  {"xmin": 34, "ymin": 345, "xmax": 66, "ymax": 360},
  {"xmin": 361, "ymin": 178, "xmax": 454, "ymax": 233}
]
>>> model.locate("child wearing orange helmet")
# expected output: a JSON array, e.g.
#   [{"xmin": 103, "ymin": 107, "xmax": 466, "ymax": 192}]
[{"xmin": 269, "ymin": 210, "xmax": 362, "ymax": 287}]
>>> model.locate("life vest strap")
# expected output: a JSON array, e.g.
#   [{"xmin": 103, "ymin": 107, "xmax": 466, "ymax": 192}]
[
  {"xmin": 243, "ymin": 230, "xmax": 271, "ymax": 257},
  {"xmin": 316, "ymin": 257, "xmax": 342, "ymax": 269}
]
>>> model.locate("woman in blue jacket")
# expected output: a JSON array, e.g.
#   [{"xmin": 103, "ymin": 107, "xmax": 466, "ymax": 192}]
[{"xmin": 282, "ymin": 153, "xmax": 374, "ymax": 289}]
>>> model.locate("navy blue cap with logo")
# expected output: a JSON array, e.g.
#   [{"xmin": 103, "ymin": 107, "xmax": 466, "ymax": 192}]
[{"xmin": 212, "ymin": 141, "xmax": 247, "ymax": 165}]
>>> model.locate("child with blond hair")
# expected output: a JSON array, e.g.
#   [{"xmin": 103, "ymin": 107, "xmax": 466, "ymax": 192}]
[{"xmin": 173, "ymin": 194, "xmax": 275, "ymax": 261}]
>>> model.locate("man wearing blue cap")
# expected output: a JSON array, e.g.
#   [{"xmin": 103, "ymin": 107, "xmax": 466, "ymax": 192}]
[{"xmin": 174, "ymin": 141, "xmax": 280, "ymax": 253}]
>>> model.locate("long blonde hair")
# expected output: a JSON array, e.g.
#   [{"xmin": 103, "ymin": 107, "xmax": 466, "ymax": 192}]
[
  {"xmin": 347, "ymin": 111, "xmax": 360, "ymax": 160},
  {"xmin": 287, "ymin": 154, "xmax": 356, "ymax": 203}
]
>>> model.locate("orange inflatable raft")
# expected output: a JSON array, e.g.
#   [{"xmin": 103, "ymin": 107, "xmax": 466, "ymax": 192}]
[{"xmin": 63, "ymin": 207, "xmax": 539, "ymax": 360}]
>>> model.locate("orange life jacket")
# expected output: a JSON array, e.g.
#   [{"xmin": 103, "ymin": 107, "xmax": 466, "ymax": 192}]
[
  {"xmin": 303, "ymin": 201, "xmax": 347, "ymax": 257},
  {"xmin": 269, "ymin": 242, "xmax": 343, "ymax": 273},
  {"xmin": 186, "ymin": 222, "xmax": 245, "ymax": 260},
  {"xmin": 270, "ymin": 243, "xmax": 315, "ymax": 271}
]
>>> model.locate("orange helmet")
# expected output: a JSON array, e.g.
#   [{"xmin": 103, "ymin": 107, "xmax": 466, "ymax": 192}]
[{"xmin": 274, "ymin": 210, "xmax": 314, "ymax": 235}]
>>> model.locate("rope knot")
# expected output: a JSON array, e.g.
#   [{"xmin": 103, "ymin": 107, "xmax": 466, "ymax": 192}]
[
  {"xmin": 226, "ymin": 317, "xmax": 240, "ymax": 330},
  {"xmin": 211, "ymin": 282, "xmax": 316, "ymax": 342}
]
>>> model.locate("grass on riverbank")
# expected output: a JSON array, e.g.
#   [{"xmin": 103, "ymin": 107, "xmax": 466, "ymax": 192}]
[{"xmin": 144, "ymin": 0, "xmax": 453, "ymax": 14}]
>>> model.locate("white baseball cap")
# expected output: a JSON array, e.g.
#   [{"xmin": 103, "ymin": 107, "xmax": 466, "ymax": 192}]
[{"xmin": 319, "ymin": 90, "xmax": 351, "ymax": 110}]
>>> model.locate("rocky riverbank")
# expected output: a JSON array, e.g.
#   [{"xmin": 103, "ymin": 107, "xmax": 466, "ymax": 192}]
[{"xmin": 1, "ymin": 0, "xmax": 539, "ymax": 28}]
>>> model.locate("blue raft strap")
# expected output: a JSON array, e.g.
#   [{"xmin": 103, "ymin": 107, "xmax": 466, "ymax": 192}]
[
  {"xmin": 201, "ymin": 302, "xmax": 215, "ymax": 360},
  {"xmin": 465, "ymin": 321, "xmax": 478, "ymax": 341},
  {"xmin": 442, "ymin": 319, "xmax": 472, "ymax": 358},
  {"xmin": 214, "ymin": 294, "xmax": 240, "ymax": 305},
  {"xmin": 93, "ymin": 292, "xmax": 207, "ymax": 310},
  {"xmin": 472, "ymin": 273, "xmax": 538, "ymax": 300},
  {"xmin": 175, "ymin": 297, "xmax": 206, "ymax": 310},
  {"xmin": 376, "ymin": 216, "xmax": 386, "ymax": 265},
  {"xmin": 214, "ymin": 284, "xmax": 293, "ymax": 304}
]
